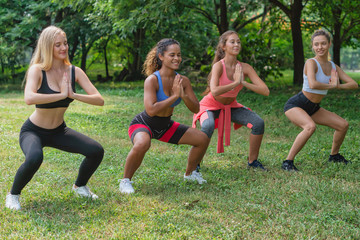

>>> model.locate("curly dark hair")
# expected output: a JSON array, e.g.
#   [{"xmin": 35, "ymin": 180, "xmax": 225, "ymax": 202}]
[{"xmin": 143, "ymin": 38, "xmax": 180, "ymax": 76}]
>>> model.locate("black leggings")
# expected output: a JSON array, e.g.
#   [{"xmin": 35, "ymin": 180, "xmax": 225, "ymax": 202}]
[{"xmin": 10, "ymin": 119, "xmax": 104, "ymax": 195}]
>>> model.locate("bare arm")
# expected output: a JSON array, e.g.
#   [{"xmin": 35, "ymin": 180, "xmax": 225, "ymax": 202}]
[
  {"xmin": 24, "ymin": 65, "xmax": 68, "ymax": 105},
  {"xmin": 336, "ymin": 65, "xmax": 359, "ymax": 90},
  {"xmin": 306, "ymin": 59, "xmax": 337, "ymax": 90},
  {"xmin": 241, "ymin": 63, "xmax": 270, "ymax": 96},
  {"xmin": 143, "ymin": 75, "xmax": 180, "ymax": 116},
  {"xmin": 210, "ymin": 62, "xmax": 241, "ymax": 96},
  {"xmin": 180, "ymin": 75, "xmax": 199, "ymax": 113},
  {"xmin": 68, "ymin": 67, "xmax": 104, "ymax": 106}
]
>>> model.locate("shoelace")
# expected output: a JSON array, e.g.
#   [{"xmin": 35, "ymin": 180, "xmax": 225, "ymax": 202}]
[
  {"xmin": 9, "ymin": 196, "xmax": 19, "ymax": 203},
  {"xmin": 250, "ymin": 160, "xmax": 261, "ymax": 167},
  {"xmin": 80, "ymin": 186, "xmax": 91, "ymax": 195},
  {"xmin": 122, "ymin": 180, "xmax": 133, "ymax": 185},
  {"xmin": 194, "ymin": 171, "xmax": 206, "ymax": 182}
]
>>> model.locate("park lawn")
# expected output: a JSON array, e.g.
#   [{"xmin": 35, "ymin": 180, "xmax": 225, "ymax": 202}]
[{"xmin": 0, "ymin": 84, "xmax": 359, "ymax": 239}]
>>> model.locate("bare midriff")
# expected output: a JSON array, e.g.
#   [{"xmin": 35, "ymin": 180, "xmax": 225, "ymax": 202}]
[
  {"xmin": 214, "ymin": 95, "xmax": 236, "ymax": 105},
  {"xmin": 302, "ymin": 90, "xmax": 325, "ymax": 103},
  {"xmin": 147, "ymin": 108, "xmax": 174, "ymax": 118},
  {"xmin": 29, "ymin": 108, "xmax": 67, "ymax": 129}
]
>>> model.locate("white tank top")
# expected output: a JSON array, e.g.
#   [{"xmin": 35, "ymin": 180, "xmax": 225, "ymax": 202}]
[{"xmin": 302, "ymin": 58, "xmax": 336, "ymax": 95}]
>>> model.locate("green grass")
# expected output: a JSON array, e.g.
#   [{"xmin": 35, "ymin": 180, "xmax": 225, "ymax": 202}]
[
  {"xmin": 345, "ymin": 71, "xmax": 360, "ymax": 82},
  {"xmin": 1, "ymin": 83, "xmax": 360, "ymax": 239}
]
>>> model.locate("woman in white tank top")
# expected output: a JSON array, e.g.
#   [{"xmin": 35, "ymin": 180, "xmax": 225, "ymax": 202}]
[{"xmin": 282, "ymin": 29, "xmax": 358, "ymax": 171}]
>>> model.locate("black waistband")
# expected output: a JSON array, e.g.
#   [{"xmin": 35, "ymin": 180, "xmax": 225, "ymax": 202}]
[{"xmin": 21, "ymin": 118, "xmax": 66, "ymax": 134}]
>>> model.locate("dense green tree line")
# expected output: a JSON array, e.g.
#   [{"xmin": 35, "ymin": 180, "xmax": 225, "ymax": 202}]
[{"xmin": 1, "ymin": 0, "xmax": 359, "ymax": 85}]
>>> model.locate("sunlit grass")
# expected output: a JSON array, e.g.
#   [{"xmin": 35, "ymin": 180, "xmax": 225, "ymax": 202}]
[{"xmin": 0, "ymin": 82, "xmax": 359, "ymax": 239}]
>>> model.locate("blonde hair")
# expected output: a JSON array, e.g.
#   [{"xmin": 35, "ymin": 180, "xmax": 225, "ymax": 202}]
[
  {"xmin": 29, "ymin": 26, "xmax": 70, "ymax": 71},
  {"xmin": 142, "ymin": 38, "xmax": 180, "ymax": 77},
  {"xmin": 203, "ymin": 30, "xmax": 240, "ymax": 95}
]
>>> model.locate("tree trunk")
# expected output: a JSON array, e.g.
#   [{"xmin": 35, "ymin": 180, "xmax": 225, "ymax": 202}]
[
  {"xmin": 80, "ymin": 35, "xmax": 87, "ymax": 72},
  {"xmin": 269, "ymin": 0, "xmax": 305, "ymax": 86},
  {"xmin": 219, "ymin": 0, "xmax": 228, "ymax": 34},
  {"xmin": 69, "ymin": 35, "xmax": 79, "ymax": 62},
  {"xmin": 80, "ymin": 37, "xmax": 96, "ymax": 73},
  {"xmin": 1, "ymin": 58, "xmax": 4, "ymax": 74},
  {"xmin": 126, "ymin": 28, "xmax": 145, "ymax": 81},
  {"xmin": 104, "ymin": 40, "xmax": 109, "ymax": 79},
  {"xmin": 290, "ymin": 2, "xmax": 304, "ymax": 86},
  {"xmin": 332, "ymin": 7, "xmax": 342, "ymax": 66},
  {"xmin": 54, "ymin": 9, "xmax": 63, "ymax": 23},
  {"xmin": 104, "ymin": 44, "xmax": 110, "ymax": 80},
  {"xmin": 81, "ymin": 49, "xmax": 87, "ymax": 73},
  {"xmin": 116, "ymin": 68, "xmax": 129, "ymax": 82},
  {"xmin": 332, "ymin": 27, "xmax": 341, "ymax": 66}
]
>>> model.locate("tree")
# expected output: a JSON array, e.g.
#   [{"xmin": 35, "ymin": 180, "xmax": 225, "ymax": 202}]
[
  {"xmin": 0, "ymin": 0, "xmax": 62, "ymax": 81},
  {"xmin": 268, "ymin": 0, "xmax": 309, "ymax": 85},
  {"xmin": 54, "ymin": 0, "xmax": 113, "ymax": 73},
  {"xmin": 91, "ymin": 0, "xmax": 150, "ymax": 81},
  {"xmin": 93, "ymin": 0, "xmax": 218, "ymax": 81},
  {"xmin": 182, "ymin": 0, "xmax": 269, "ymax": 35},
  {"xmin": 178, "ymin": 0, "xmax": 281, "ymax": 82}
]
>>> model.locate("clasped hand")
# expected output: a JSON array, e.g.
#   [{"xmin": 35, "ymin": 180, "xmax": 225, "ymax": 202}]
[
  {"xmin": 233, "ymin": 63, "xmax": 244, "ymax": 85},
  {"xmin": 329, "ymin": 69, "xmax": 339, "ymax": 89},
  {"xmin": 172, "ymin": 74, "xmax": 184, "ymax": 98},
  {"xmin": 60, "ymin": 72, "xmax": 75, "ymax": 99}
]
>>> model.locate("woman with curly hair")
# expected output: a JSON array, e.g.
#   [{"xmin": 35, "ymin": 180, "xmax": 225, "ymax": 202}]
[{"xmin": 119, "ymin": 38, "xmax": 209, "ymax": 194}]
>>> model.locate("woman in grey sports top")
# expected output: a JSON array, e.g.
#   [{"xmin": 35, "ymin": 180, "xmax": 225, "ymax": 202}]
[{"xmin": 282, "ymin": 29, "xmax": 358, "ymax": 171}]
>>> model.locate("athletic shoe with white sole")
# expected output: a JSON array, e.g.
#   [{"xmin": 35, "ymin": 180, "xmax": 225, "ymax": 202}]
[
  {"xmin": 119, "ymin": 178, "xmax": 135, "ymax": 194},
  {"xmin": 72, "ymin": 185, "xmax": 98, "ymax": 199},
  {"xmin": 5, "ymin": 193, "xmax": 21, "ymax": 210},
  {"xmin": 184, "ymin": 170, "xmax": 207, "ymax": 184}
]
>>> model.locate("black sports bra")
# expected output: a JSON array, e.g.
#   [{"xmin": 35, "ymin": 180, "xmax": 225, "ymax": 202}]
[{"xmin": 36, "ymin": 65, "xmax": 76, "ymax": 109}]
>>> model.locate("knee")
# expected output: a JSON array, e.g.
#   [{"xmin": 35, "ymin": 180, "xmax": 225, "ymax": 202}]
[
  {"xmin": 24, "ymin": 152, "xmax": 43, "ymax": 170},
  {"xmin": 339, "ymin": 120, "xmax": 349, "ymax": 132},
  {"xmin": 304, "ymin": 123, "xmax": 316, "ymax": 134},
  {"xmin": 251, "ymin": 118, "xmax": 265, "ymax": 135},
  {"xmin": 133, "ymin": 139, "xmax": 151, "ymax": 153},
  {"xmin": 87, "ymin": 143, "xmax": 104, "ymax": 161},
  {"xmin": 198, "ymin": 131, "xmax": 210, "ymax": 147}
]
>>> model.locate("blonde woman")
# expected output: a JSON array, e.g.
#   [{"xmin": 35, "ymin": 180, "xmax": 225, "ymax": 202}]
[
  {"xmin": 282, "ymin": 30, "xmax": 358, "ymax": 171},
  {"xmin": 5, "ymin": 26, "xmax": 104, "ymax": 210}
]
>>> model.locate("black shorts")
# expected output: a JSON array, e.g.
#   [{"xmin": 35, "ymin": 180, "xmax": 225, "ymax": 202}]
[
  {"xmin": 284, "ymin": 91, "xmax": 320, "ymax": 116},
  {"xmin": 128, "ymin": 111, "xmax": 189, "ymax": 144}
]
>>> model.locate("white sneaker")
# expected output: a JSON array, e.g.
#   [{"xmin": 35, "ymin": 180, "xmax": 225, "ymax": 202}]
[
  {"xmin": 5, "ymin": 193, "xmax": 21, "ymax": 210},
  {"xmin": 72, "ymin": 185, "xmax": 98, "ymax": 200},
  {"xmin": 184, "ymin": 170, "xmax": 207, "ymax": 184},
  {"xmin": 119, "ymin": 178, "xmax": 135, "ymax": 194}
]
